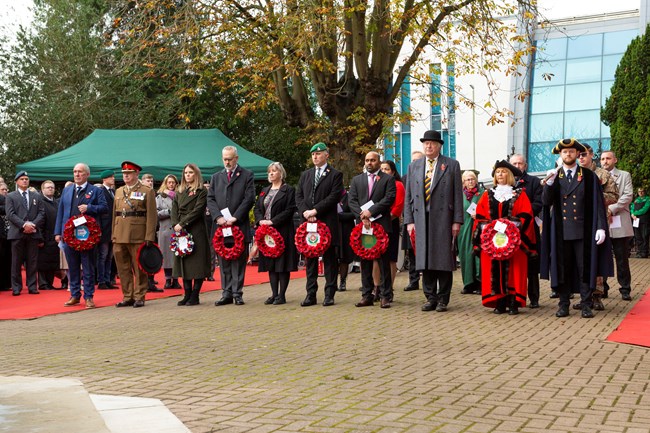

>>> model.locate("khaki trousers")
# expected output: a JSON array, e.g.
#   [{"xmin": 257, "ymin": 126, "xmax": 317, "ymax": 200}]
[{"xmin": 114, "ymin": 243, "xmax": 148, "ymax": 301}]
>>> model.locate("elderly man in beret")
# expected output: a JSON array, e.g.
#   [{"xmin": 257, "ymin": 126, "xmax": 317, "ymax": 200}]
[
  {"xmin": 97, "ymin": 169, "xmax": 116, "ymax": 290},
  {"xmin": 540, "ymin": 138, "xmax": 613, "ymax": 319},
  {"xmin": 112, "ymin": 161, "xmax": 158, "ymax": 308},
  {"xmin": 295, "ymin": 142, "xmax": 344, "ymax": 307},
  {"xmin": 5, "ymin": 171, "xmax": 46, "ymax": 295},
  {"xmin": 404, "ymin": 130, "xmax": 464, "ymax": 313}
]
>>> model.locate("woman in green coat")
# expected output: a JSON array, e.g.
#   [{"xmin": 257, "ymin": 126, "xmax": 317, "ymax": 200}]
[
  {"xmin": 172, "ymin": 163, "xmax": 211, "ymax": 306},
  {"xmin": 458, "ymin": 170, "xmax": 483, "ymax": 294}
]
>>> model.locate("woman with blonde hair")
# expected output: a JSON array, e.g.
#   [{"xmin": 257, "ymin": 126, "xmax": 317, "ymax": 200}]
[
  {"xmin": 171, "ymin": 164, "xmax": 211, "ymax": 305},
  {"xmin": 157, "ymin": 174, "xmax": 181, "ymax": 289}
]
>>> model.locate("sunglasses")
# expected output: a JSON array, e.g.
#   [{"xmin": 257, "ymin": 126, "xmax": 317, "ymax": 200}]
[{"xmin": 578, "ymin": 152, "xmax": 589, "ymax": 158}]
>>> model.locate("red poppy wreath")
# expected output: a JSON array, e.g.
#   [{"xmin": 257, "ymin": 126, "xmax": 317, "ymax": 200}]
[
  {"xmin": 213, "ymin": 225, "xmax": 246, "ymax": 260},
  {"xmin": 62, "ymin": 215, "xmax": 101, "ymax": 251},
  {"xmin": 350, "ymin": 222, "xmax": 389, "ymax": 260},
  {"xmin": 294, "ymin": 221, "xmax": 331, "ymax": 258},
  {"xmin": 480, "ymin": 218, "xmax": 521, "ymax": 261},
  {"xmin": 254, "ymin": 225, "xmax": 285, "ymax": 258}
]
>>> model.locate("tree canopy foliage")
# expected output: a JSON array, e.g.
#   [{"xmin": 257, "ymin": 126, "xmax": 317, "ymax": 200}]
[
  {"xmin": 602, "ymin": 25, "xmax": 650, "ymax": 188},
  {"xmin": 0, "ymin": 0, "xmax": 306, "ymax": 184},
  {"xmin": 110, "ymin": 0, "xmax": 539, "ymax": 177}
]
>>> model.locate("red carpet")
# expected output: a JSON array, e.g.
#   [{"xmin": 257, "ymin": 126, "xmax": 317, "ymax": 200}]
[
  {"xmin": 0, "ymin": 266, "xmax": 305, "ymax": 320},
  {"xmin": 607, "ymin": 286, "xmax": 650, "ymax": 348}
]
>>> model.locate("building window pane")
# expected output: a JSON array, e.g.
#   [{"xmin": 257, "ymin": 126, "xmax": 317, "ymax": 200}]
[
  {"xmin": 565, "ymin": 83, "xmax": 601, "ymax": 111},
  {"xmin": 530, "ymin": 113, "xmax": 563, "ymax": 142},
  {"xmin": 602, "ymin": 53, "xmax": 623, "ymax": 81},
  {"xmin": 603, "ymin": 29, "xmax": 637, "ymax": 55},
  {"xmin": 536, "ymin": 38, "xmax": 567, "ymax": 61},
  {"xmin": 601, "ymin": 122, "xmax": 611, "ymax": 139},
  {"xmin": 528, "ymin": 141, "xmax": 557, "ymax": 172},
  {"xmin": 602, "ymin": 80, "xmax": 614, "ymax": 106},
  {"xmin": 564, "ymin": 110, "xmax": 601, "ymax": 138},
  {"xmin": 533, "ymin": 60, "xmax": 566, "ymax": 87},
  {"xmin": 531, "ymin": 86, "xmax": 565, "ymax": 114},
  {"xmin": 567, "ymin": 33, "xmax": 603, "ymax": 59},
  {"xmin": 566, "ymin": 57, "xmax": 602, "ymax": 84}
]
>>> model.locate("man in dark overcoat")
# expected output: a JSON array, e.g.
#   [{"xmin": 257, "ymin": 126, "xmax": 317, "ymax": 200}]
[
  {"xmin": 348, "ymin": 151, "xmax": 396, "ymax": 308},
  {"xmin": 37, "ymin": 180, "xmax": 60, "ymax": 291},
  {"xmin": 403, "ymin": 130, "xmax": 464, "ymax": 312},
  {"xmin": 207, "ymin": 145, "xmax": 256, "ymax": 305},
  {"xmin": 5, "ymin": 171, "xmax": 45, "ymax": 296},
  {"xmin": 540, "ymin": 138, "xmax": 613, "ymax": 319},
  {"xmin": 97, "ymin": 170, "xmax": 116, "ymax": 289},
  {"xmin": 295, "ymin": 142, "xmax": 344, "ymax": 307}
]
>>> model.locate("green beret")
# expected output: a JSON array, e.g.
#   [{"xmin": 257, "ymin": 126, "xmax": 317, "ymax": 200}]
[
  {"xmin": 552, "ymin": 138, "xmax": 587, "ymax": 154},
  {"xmin": 100, "ymin": 169, "xmax": 115, "ymax": 179},
  {"xmin": 310, "ymin": 142, "xmax": 328, "ymax": 153}
]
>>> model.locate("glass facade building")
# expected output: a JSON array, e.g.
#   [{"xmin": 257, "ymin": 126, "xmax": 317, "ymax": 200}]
[{"xmin": 528, "ymin": 29, "xmax": 638, "ymax": 171}]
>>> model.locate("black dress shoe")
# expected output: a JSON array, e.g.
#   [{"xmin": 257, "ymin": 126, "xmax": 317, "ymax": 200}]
[
  {"xmin": 337, "ymin": 281, "xmax": 347, "ymax": 292},
  {"xmin": 28, "ymin": 289, "xmax": 40, "ymax": 294},
  {"xmin": 147, "ymin": 287, "xmax": 164, "ymax": 293},
  {"xmin": 572, "ymin": 302, "xmax": 583, "ymax": 310},
  {"xmin": 273, "ymin": 297, "xmax": 286, "ymax": 305},
  {"xmin": 593, "ymin": 299, "xmax": 605, "ymax": 310},
  {"xmin": 12, "ymin": 289, "xmax": 21, "ymax": 296},
  {"xmin": 207, "ymin": 276, "xmax": 215, "ymax": 281},
  {"xmin": 556, "ymin": 306, "xmax": 569, "ymax": 317},
  {"xmin": 234, "ymin": 298, "xmax": 245, "ymax": 305},
  {"xmin": 322, "ymin": 297, "xmax": 335, "ymax": 306},
  {"xmin": 549, "ymin": 291, "xmax": 559, "ymax": 299},
  {"xmin": 435, "ymin": 303, "xmax": 448, "ymax": 312},
  {"xmin": 421, "ymin": 301, "xmax": 437, "ymax": 311},
  {"xmin": 116, "ymin": 300, "xmax": 135, "ymax": 307},
  {"xmin": 508, "ymin": 305, "xmax": 519, "ymax": 315},
  {"xmin": 529, "ymin": 302, "xmax": 539, "ymax": 309},
  {"xmin": 97, "ymin": 283, "xmax": 110, "ymax": 290},
  {"xmin": 380, "ymin": 298, "xmax": 391, "ymax": 309},
  {"xmin": 621, "ymin": 292, "xmax": 632, "ymax": 301},
  {"xmin": 493, "ymin": 307, "xmax": 506, "ymax": 314},
  {"xmin": 133, "ymin": 300, "xmax": 145, "ymax": 308},
  {"xmin": 460, "ymin": 286, "xmax": 474, "ymax": 294},
  {"xmin": 215, "ymin": 297, "xmax": 233, "ymax": 306},
  {"xmin": 300, "ymin": 296, "xmax": 317, "ymax": 307},
  {"xmin": 404, "ymin": 285, "xmax": 419, "ymax": 291},
  {"xmin": 581, "ymin": 306, "xmax": 594, "ymax": 318},
  {"xmin": 264, "ymin": 296, "xmax": 275, "ymax": 305}
]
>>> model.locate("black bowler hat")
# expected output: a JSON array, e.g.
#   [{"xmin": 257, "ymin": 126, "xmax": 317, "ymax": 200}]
[
  {"xmin": 552, "ymin": 138, "xmax": 587, "ymax": 154},
  {"xmin": 137, "ymin": 242, "xmax": 163, "ymax": 276},
  {"xmin": 491, "ymin": 160, "xmax": 522, "ymax": 178},
  {"xmin": 420, "ymin": 130, "xmax": 444, "ymax": 144}
]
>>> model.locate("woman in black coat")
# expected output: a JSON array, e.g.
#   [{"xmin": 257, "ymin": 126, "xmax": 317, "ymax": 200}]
[
  {"xmin": 337, "ymin": 189, "xmax": 357, "ymax": 291},
  {"xmin": 253, "ymin": 162, "xmax": 298, "ymax": 305}
]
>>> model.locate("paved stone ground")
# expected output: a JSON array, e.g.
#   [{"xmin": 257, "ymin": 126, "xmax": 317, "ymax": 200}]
[{"xmin": 2, "ymin": 259, "xmax": 650, "ymax": 433}]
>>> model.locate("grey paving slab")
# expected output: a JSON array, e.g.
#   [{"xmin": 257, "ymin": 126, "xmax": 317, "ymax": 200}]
[{"xmin": 1, "ymin": 259, "xmax": 650, "ymax": 433}]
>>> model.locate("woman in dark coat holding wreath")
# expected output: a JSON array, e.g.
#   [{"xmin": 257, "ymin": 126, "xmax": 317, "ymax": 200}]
[
  {"xmin": 172, "ymin": 163, "xmax": 211, "ymax": 306},
  {"xmin": 473, "ymin": 160, "xmax": 536, "ymax": 315},
  {"xmin": 253, "ymin": 162, "xmax": 298, "ymax": 305}
]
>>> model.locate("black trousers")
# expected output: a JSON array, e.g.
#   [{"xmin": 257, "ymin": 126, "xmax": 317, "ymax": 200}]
[
  {"xmin": 527, "ymin": 255, "xmax": 540, "ymax": 304},
  {"xmin": 360, "ymin": 253, "xmax": 392, "ymax": 300},
  {"xmin": 406, "ymin": 249, "xmax": 420, "ymax": 286},
  {"xmin": 604, "ymin": 236, "xmax": 632, "ymax": 293},
  {"xmin": 305, "ymin": 246, "xmax": 338, "ymax": 300},
  {"xmin": 558, "ymin": 238, "xmax": 592, "ymax": 308},
  {"xmin": 422, "ymin": 270, "xmax": 452, "ymax": 305},
  {"xmin": 634, "ymin": 223, "xmax": 649, "ymax": 257},
  {"xmin": 11, "ymin": 237, "xmax": 40, "ymax": 292}
]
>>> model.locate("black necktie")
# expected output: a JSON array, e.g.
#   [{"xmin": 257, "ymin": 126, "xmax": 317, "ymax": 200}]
[
  {"xmin": 22, "ymin": 191, "xmax": 28, "ymax": 209},
  {"xmin": 76, "ymin": 186, "xmax": 82, "ymax": 197},
  {"xmin": 566, "ymin": 169, "xmax": 573, "ymax": 182}
]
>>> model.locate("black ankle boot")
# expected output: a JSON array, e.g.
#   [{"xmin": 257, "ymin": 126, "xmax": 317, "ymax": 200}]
[
  {"xmin": 177, "ymin": 289, "xmax": 191, "ymax": 306},
  {"xmin": 187, "ymin": 288, "xmax": 201, "ymax": 305}
]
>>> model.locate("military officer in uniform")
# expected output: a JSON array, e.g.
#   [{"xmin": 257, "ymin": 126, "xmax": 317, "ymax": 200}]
[
  {"xmin": 112, "ymin": 161, "xmax": 158, "ymax": 308},
  {"xmin": 540, "ymin": 139, "xmax": 612, "ymax": 319}
]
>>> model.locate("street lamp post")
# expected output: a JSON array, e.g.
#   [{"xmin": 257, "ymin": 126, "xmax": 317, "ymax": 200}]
[{"xmin": 470, "ymin": 84, "xmax": 476, "ymax": 169}]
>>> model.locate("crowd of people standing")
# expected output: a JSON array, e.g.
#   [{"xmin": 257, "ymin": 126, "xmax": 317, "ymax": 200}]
[{"xmin": 0, "ymin": 134, "xmax": 645, "ymax": 318}]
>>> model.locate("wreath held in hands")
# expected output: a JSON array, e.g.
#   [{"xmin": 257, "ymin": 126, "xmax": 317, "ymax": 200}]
[
  {"xmin": 294, "ymin": 221, "xmax": 331, "ymax": 258},
  {"xmin": 62, "ymin": 215, "xmax": 101, "ymax": 251},
  {"xmin": 350, "ymin": 222, "xmax": 389, "ymax": 260},
  {"xmin": 170, "ymin": 230, "xmax": 194, "ymax": 257},
  {"xmin": 479, "ymin": 218, "xmax": 521, "ymax": 261},
  {"xmin": 254, "ymin": 225, "xmax": 285, "ymax": 258},
  {"xmin": 213, "ymin": 225, "xmax": 246, "ymax": 260}
]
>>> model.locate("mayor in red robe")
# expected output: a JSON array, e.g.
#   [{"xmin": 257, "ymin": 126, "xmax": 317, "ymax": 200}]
[{"xmin": 473, "ymin": 160, "xmax": 536, "ymax": 315}]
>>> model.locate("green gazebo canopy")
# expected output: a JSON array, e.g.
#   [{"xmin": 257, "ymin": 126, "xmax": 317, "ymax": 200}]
[{"xmin": 17, "ymin": 129, "xmax": 273, "ymax": 181}]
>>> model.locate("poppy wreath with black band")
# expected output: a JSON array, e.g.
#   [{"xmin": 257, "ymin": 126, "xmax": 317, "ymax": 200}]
[
  {"xmin": 213, "ymin": 225, "xmax": 246, "ymax": 260},
  {"xmin": 294, "ymin": 221, "xmax": 331, "ymax": 258},
  {"xmin": 350, "ymin": 222, "xmax": 389, "ymax": 260},
  {"xmin": 62, "ymin": 215, "xmax": 101, "ymax": 251},
  {"xmin": 254, "ymin": 225, "xmax": 285, "ymax": 259},
  {"xmin": 170, "ymin": 229, "xmax": 194, "ymax": 257},
  {"xmin": 479, "ymin": 218, "xmax": 521, "ymax": 261}
]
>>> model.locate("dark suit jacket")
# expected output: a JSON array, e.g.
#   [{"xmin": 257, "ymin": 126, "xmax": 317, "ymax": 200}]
[
  {"xmin": 54, "ymin": 183, "xmax": 109, "ymax": 238},
  {"xmin": 517, "ymin": 171, "xmax": 543, "ymax": 217},
  {"xmin": 295, "ymin": 164, "xmax": 343, "ymax": 246},
  {"xmin": 206, "ymin": 165, "xmax": 256, "ymax": 243},
  {"xmin": 5, "ymin": 189, "xmax": 45, "ymax": 240},
  {"xmin": 98, "ymin": 186, "xmax": 115, "ymax": 243},
  {"xmin": 348, "ymin": 171, "xmax": 396, "ymax": 233}
]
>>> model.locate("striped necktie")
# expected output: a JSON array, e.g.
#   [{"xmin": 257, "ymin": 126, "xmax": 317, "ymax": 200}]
[
  {"xmin": 425, "ymin": 159, "xmax": 435, "ymax": 204},
  {"xmin": 22, "ymin": 191, "xmax": 29, "ymax": 209}
]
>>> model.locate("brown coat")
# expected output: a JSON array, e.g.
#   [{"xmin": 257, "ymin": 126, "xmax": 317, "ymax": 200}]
[{"xmin": 112, "ymin": 182, "xmax": 157, "ymax": 244}]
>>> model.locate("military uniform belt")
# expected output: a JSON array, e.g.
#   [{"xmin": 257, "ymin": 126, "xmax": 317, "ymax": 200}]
[{"xmin": 116, "ymin": 211, "xmax": 146, "ymax": 217}]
